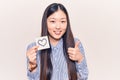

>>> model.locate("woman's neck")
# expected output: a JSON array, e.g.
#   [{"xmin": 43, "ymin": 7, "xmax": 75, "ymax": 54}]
[{"xmin": 49, "ymin": 36, "xmax": 60, "ymax": 46}]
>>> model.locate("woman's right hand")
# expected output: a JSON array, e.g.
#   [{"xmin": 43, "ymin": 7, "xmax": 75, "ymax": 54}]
[{"xmin": 26, "ymin": 46, "xmax": 39, "ymax": 65}]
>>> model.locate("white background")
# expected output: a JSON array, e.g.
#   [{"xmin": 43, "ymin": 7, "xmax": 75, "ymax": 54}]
[{"xmin": 0, "ymin": 0, "xmax": 120, "ymax": 80}]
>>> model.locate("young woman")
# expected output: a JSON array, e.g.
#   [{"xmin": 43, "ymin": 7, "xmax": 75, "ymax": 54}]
[{"xmin": 26, "ymin": 3, "xmax": 88, "ymax": 80}]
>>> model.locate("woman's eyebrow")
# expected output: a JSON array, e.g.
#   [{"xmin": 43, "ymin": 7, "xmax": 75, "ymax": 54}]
[
  {"xmin": 48, "ymin": 18, "xmax": 56, "ymax": 20},
  {"xmin": 61, "ymin": 18, "xmax": 67, "ymax": 20},
  {"xmin": 48, "ymin": 17, "xmax": 66, "ymax": 20}
]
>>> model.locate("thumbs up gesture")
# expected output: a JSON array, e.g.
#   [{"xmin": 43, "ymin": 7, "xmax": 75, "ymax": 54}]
[{"xmin": 67, "ymin": 41, "xmax": 84, "ymax": 63}]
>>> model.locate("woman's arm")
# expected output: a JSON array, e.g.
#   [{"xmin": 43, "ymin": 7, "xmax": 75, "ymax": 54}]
[
  {"xmin": 76, "ymin": 42, "xmax": 89, "ymax": 80},
  {"xmin": 26, "ymin": 42, "xmax": 40, "ymax": 80}
]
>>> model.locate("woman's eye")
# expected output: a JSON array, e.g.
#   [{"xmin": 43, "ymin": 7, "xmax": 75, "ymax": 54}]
[
  {"xmin": 50, "ymin": 21, "xmax": 55, "ymax": 23},
  {"xmin": 61, "ymin": 21, "xmax": 66, "ymax": 23}
]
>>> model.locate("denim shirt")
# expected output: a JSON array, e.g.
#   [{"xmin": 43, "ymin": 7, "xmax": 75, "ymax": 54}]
[{"xmin": 26, "ymin": 38, "xmax": 88, "ymax": 80}]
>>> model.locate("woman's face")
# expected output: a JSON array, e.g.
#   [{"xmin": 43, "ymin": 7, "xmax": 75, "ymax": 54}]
[{"xmin": 47, "ymin": 9, "xmax": 67, "ymax": 41}]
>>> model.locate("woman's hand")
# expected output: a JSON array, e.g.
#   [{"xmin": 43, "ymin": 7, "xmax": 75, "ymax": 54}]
[
  {"xmin": 67, "ymin": 41, "xmax": 84, "ymax": 63},
  {"xmin": 26, "ymin": 46, "xmax": 39, "ymax": 72}
]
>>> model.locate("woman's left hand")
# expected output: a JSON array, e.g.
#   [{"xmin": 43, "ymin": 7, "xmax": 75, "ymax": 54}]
[{"xmin": 67, "ymin": 41, "xmax": 84, "ymax": 63}]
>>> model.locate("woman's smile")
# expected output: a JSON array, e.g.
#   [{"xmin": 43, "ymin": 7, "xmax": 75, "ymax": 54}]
[{"xmin": 53, "ymin": 30, "xmax": 62, "ymax": 35}]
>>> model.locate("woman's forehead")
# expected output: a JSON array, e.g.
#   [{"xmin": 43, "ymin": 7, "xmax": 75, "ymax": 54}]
[{"xmin": 48, "ymin": 10, "xmax": 67, "ymax": 20}]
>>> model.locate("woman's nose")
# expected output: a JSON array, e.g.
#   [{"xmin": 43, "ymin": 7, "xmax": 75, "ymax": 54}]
[{"xmin": 56, "ymin": 22, "xmax": 61, "ymax": 29}]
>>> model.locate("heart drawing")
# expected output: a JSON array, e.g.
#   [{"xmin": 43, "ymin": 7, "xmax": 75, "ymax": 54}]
[{"xmin": 37, "ymin": 38, "xmax": 47, "ymax": 46}]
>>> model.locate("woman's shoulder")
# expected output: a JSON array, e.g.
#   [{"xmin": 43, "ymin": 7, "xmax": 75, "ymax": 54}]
[{"xmin": 26, "ymin": 42, "xmax": 36, "ymax": 50}]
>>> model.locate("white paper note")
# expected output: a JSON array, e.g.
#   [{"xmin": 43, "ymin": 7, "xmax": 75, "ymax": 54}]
[{"xmin": 35, "ymin": 36, "xmax": 50, "ymax": 50}]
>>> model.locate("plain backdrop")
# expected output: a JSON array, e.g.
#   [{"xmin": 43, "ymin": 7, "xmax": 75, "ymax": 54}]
[{"xmin": 0, "ymin": 0, "xmax": 120, "ymax": 80}]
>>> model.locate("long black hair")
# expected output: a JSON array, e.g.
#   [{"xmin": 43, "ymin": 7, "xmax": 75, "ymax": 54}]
[{"xmin": 40, "ymin": 3, "xmax": 77, "ymax": 80}]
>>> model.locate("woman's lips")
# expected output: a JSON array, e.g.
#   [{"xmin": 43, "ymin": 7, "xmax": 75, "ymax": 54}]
[{"xmin": 54, "ymin": 31, "xmax": 61, "ymax": 35}]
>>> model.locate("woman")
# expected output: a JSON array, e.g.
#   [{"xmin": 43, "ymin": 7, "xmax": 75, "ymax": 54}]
[{"xmin": 26, "ymin": 3, "xmax": 88, "ymax": 80}]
